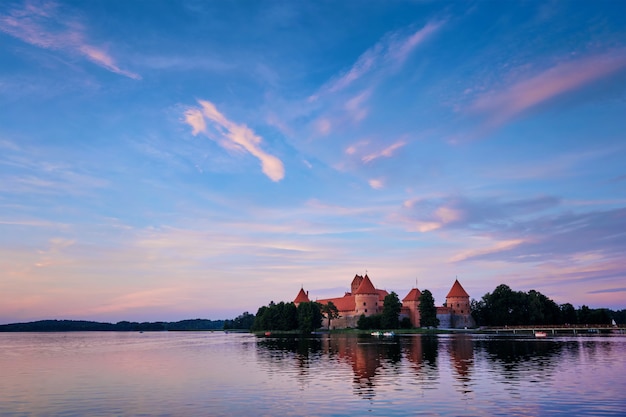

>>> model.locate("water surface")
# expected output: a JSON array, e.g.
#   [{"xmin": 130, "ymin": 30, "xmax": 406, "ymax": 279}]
[{"xmin": 1, "ymin": 332, "xmax": 624, "ymax": 416}]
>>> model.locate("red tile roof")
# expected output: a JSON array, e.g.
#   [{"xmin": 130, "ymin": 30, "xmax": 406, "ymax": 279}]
[
  {"xmin": 376, "ymin": 289, "xmax": 389, "ymax": 299},
  {"xmin": 354, "ymin": 274, "xmax": 377, "ymax": 294},
  {"xmin": 446, "ymin": 279, "xmax": 469, "ymax": 298},
  {"xmin": 318, "ymin": 295, "xmax": 355, "ymax": 312},
  {"xmin": 402, "ymin": 288, "xmax": 422, "ymax": 302},
  {"xmin": 294, "ymin": 288, "xmax": 310, "ymax": 304}
]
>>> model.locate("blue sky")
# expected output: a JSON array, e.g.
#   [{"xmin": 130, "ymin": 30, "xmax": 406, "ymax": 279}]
[{"xmin": 1, "ymin": 0, "xmax": 625, "ymax": 323}]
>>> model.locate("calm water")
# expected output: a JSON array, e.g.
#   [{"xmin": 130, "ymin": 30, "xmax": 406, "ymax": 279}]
[{"xmin": 1, "ymin": 332, "xmax": 624, "ymax": 416}]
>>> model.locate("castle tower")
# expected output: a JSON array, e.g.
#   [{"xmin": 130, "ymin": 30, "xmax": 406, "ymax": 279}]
[
  {"xmin": 350, "ymin": 274, "xmax": 364, "ymax": 294},
  {"xmin": 445, "ymin": 279, "xmax": 471, "ymax": 327},
  {"xmin": 402, "ymin": 288, "xmax": 422, "ymax": 327},
  {"xmin": 294, "ymin": 287, "xmax": 310, "ymax": 307},
  {"xmin": 354, "ymin": 274, "xmax": 380, "ymax": 316}
]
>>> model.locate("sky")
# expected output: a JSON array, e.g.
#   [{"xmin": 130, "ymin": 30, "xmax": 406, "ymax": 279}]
[{"xmin": 1, "ymin": 0, "xmax": 625, "ymax": 324}]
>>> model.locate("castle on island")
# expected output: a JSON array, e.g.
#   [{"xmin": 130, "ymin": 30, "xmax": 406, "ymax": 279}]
[{"xmin": 294, "ymin": 274, "xmax": 474, "ymax": 329}]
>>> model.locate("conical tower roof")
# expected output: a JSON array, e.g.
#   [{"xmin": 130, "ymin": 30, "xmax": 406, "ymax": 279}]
[
  {"xmin": 354, "ymin": 274, "xmax": 377, "ymax": 294},
  {"xmin": 402, "ymin": 288, "xmax": 422, "ymax": 302},
  {"xmin": 446, "ymin": 279, "xmax": 469, "ymax": 298},
  {"xmin": 294, "ymin": 287, "xmax": 310, "ymax": 304}
]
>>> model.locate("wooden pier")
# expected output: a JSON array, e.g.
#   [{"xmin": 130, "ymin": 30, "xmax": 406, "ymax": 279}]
[{"xmin": 481, "ymin": 324, "xmax": 626, "ymax": 336}]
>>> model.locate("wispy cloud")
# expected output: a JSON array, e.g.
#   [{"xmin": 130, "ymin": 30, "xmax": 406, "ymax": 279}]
[
  {"xmin": 609, "ymin": 174, "xmax": 626, "ymax": 183},
  {"xmin": 449, "ymin": 206, "xmax": 626, "ymax": 266},
  {"xmin": 0, "ymin": 172, "xmax": 109, "ymax": 196},
  {"xmin": 362, "ymin": 140, "xmax": 406, "ymax": 163},
  {"xmin": 344, "ymin": 90, "xmax": 371, "ymax": 122},
  {"xmin": 587, "ymin": 287, "xmax": 626, "ymax": 294},
  {"xmin": 0, "ymin": 1, "xmax": 140, "ymax": 79},
  {"xmin": 470, "ymin": 50, "xmax": 626, "ymax": 128},
  {"xmin": 311, "ymin": 19, "xmax": 444, "ymax": 100},
  {"xmin": 479, "ymin": 147, "xmax": 621, "ymax": 181},
  {"xmin": 398, "ymin": 195, "xmax": 560, "ymax": 233},
  {"xmin": 184, "ymin": 100, "xmax": 285, "ymax": 182},
  {"xmin": 0, "ymin": 218, "xmax": 67, "ymax": 228},
  {"xmin": 450, "ymin": 239, "xmax": 527, "ymax": 262},
  {"xmin": 388, "ymin": 20, "xmax": 443, "ymax": 65}
]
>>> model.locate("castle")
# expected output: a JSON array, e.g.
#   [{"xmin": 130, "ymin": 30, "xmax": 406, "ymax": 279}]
[{"xmin": 294, "ymin": 274, "xmax": 474, "ymax": 329}]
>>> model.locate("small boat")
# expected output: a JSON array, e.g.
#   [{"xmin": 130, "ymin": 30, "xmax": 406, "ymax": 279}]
[
  {"xmin": 264, "ymin": 331, "xmax": 272, "ymax": 337},
  {"xmin": 371, "ymin": 331, "xmax": 395, "ymax": 337},
  {"xmin": 535, "ymin": 331, "xmax": 547, "ymax": 338}
]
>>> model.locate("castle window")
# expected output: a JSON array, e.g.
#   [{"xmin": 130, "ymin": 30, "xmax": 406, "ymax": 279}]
[
  {"xmin": 363, "ymin": 302, "xmax": 366, "ymax": 306},
  {"xmin": 364, "ymin": 309, "xmax": 367, "ymax": 313},
  {"xmin": 461, "ymin": 310, "xmax": 463, "ymax": 314},
  {"xmin": 457, "ymin": 303, "xmax": 460, "ymax": 307}
]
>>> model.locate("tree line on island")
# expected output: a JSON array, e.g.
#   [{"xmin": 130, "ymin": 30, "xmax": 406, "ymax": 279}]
[
  {"xmin": 470, "ymin": 284, "xmax": 621, "ymax": 327},
  {"xmin": 229, "ymin": 284, "xmax": 625, "ymax": 332}
]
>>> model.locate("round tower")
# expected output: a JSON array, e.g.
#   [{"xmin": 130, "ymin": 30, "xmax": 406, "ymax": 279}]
[
  {"xmin": 445, "ymin": 279, "xmax": 472, "ymax": 327},
  {"xmin": 402, "ymin": 288, "xmax": 422, "ymax": 327},
  {"xmin": 445, "ymin": 279, "xmax": 470, "ymax": 315}
]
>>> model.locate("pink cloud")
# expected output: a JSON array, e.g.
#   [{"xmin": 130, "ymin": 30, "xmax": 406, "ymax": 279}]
[
  {"xmin": 450, "ymin": 239, "xmax": 526, "ymax": 262},
  {"xmin": 368, "ymin": 178, "xmax": 384, "ymax": 189},
  {"xmin": 79, "ymin": 45, "xmax": 141, "ymax": 80},
  {"xmin": 471, "ymin": 51, "xmax": 626, "ymax": 127},
  {"xmin": 315, "ymin": 118, "xmax": 332, "ymax": 135},
  {"xmin": 362, "ymin": 140, "xmax": 407, "ymax": 163},
  {"xmin": 0, "ymin": 1, "xmax": 140, "ymax": 80},
  {"xmin": 183, "ymin": 108, "xmax": 206, "ymax": 135},
  {"xmin": 184, "ymin": 100, "xmax": 285, "ymax": 182}
]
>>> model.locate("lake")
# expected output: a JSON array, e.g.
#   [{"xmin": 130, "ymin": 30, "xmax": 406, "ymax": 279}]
[{"xmin": 1, "ymin": 332, "xmax": 624, "ymax": 416}]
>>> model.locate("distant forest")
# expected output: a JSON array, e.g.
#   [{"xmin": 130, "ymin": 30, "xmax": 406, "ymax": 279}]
[{"xmin": 0, "ymin": 319, "xmax": 225, "ymax": 332}]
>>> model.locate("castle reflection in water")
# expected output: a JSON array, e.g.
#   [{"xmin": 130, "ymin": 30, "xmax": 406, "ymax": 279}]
[
  {"xmin": 255, "ymin": 334, "xmax": 575, "ymax": 400},
  {"xmin": 257, "ymin": 334, "xmax": 476, "ymax": 399}
]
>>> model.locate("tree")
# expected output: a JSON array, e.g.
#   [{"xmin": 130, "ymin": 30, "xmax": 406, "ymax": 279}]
[
  {"xmin": 321, "ymin": 301, "xmax": 340, "ymax": 329},
  {"xmin": 297, "ymin": 301, "xmax": 323, "ymax": 333},
  {"xmin": 560, "ymin": 303, "xmax": 577, "ymax": 325},
  {"xmin": 250, "ymin": 302, "xmax": 298, "ymax": 331},
  {"xmin": 588, "ymin": 308, "xmax": 611, "ymax": 325},
  {"xmin": 357, "ymin": 314, "xmax": 369, "ymax": 330},
  {"xmin": 470, "ymin": 298, "xmax": 486, "ymax": 326},
  {"xmin": 526, "ymin": 290, "xmax": 561, "ymax": 325},
  {"xmin": 357, "ymin": 314, "xmax": 381, "ymax": 330},
  {"xmin": 419, "ymin": 289, "xmax": 439, "ymax": 328},
  {"xmin": 578, "ymin": 305, "xmax": 592, "ymax": 324},
  {"xmin": 381, "ymin": 292, "xmax": 402, "ymax": 329},
  {"xmin": 251, "ymin": 305, "xmax": 269, "ymax": 331},
  {"xmin": 480, "ymin": 284, "xmax": 527, "ymax": 326},
  {"xmin": 277, "ymin": 302, "xmax": 298, "ymax": 330},
  {"xmin": 224, "ymin": 312, "xmax": 255, "ymax": 330}
]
